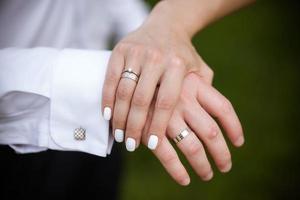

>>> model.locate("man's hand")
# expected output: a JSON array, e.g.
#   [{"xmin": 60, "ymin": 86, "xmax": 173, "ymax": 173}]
[{"xmin": 141, "ymin": 73, "xmax": 244, "ymax": 185}]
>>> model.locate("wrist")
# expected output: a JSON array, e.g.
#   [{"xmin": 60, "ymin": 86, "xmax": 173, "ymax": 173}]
[
  {"xmin": 143, "ymin": 1, "xmax": 193, "ymax": 39},
  {"xmin": 144, "ymin": 1, "xmax": 206, "ymax": 38}
]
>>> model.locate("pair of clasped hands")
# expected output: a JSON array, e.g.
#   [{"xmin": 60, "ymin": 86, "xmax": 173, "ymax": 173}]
[{"xmin": 101, "ymin": 1, "xmax": 247, "ymax": 186}]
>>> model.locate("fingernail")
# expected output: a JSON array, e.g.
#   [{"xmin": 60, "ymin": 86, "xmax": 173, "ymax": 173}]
[
  {"xmin": 203, "ymin": 171, "xmax": 213, "ymax": 181},
  {"xmin": 126, "ymin": 138, "xmax": 136, "ymax": 152},
  {"xmin": 103, "ymin": 107, "xmax": 111, "ymax": 120},
  {"xmin": 147, "ymin": 135, "xmax": 158, "ymax": 150},
  {"xmin": 181, "ymin": 177, "xmax": 190, "ymax": 186},
  {"xmin": 114, "ymin": 129, "xmax": 124, "ymax": 143},
  {"xmin": 235, "ymin": 136, "xmax": 244, "ymax": 147},
  {"xmin": 221, "ymin": 162, "xmax": 232, "ymax": 173}
]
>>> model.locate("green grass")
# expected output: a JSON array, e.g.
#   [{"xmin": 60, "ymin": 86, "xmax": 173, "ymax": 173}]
[{"xmin": 119, "ymin": 1, "xmax": 300, "ymax": 199}]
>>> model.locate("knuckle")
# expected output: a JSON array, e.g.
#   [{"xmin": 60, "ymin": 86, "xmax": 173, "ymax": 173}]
[
  {"xmin": 116, "ymin": 84, "xmax": 132, "ymax": 101},
  {"xmin": 182, "ymin": 108, "xmax": 195, "ymax": 124},
  {"xmin": 169, "ymin": 55, "xmax": 185, "ymax": 68},
  {"xmin": 162, "ymin": 152, "xmax": 178, "ymax": 164},
  {"xmin": 206, "ymin": 124, "xmax": 219, "ymax": 140},
  {"xmin": 180, "ymin": 92, "xmax": 192, "ymax": 105},
  {"xmin": 129, "ymin": 44, "xmax": 144, "ymax": 56},
  {"xmin": 187, "ymin": 72, "xmax": 200, "ymax": 84},
  {"xmin": 219, "ymin": 98, "xmax": 233, "ymax": 115},
  {"xmin": 146, "ymin": 48, "xmax": 162, "ymax": 62},
  {"xmin": 156, "ymin": 95, "xmax": 176, "ymax": 110},
  {"xmin": 132, "ymin": 91, "xmax": 150, "ymax": 108},
  {"xmin": 206, "ymin": 67, "xmax": 214, "ymax": 80},
  {"xmin": 114, "ymin": 42, "xmax": 128, "ymax": 53},
  {"xmin": 179, "ymin": 92, "xmax": 187, "ymax": 103},
  {"xmin": 187, "ymin": 143, "xmax": 203, "ymax": 157}
]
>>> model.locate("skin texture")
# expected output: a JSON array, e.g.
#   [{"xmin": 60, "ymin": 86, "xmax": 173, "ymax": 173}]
[
  {"xmin": 142, "ymin": 73, "xmax": 243, "ymax": 185},
  {"xmin": 102, "ymin": 0, "xmax": 255, "ymax": 185}
]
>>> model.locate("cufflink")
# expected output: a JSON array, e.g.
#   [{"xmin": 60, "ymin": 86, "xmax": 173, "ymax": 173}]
[{"xmin": 74, "ymin": 127, "xmax": 86, "ymax": 141}]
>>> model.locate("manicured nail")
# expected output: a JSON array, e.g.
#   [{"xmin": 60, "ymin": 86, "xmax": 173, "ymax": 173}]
[
  {"xmin": 147, "ymin": 135, "xmax": 158, "ymax": 150},
  {"xmin": 114, "ymin": 129, "xmax": 124, "ymax": 143},
  {"xmin": 126, "ymin": 138, "xmax": 136, "ymax": 152},
  {"xmin": 103, "ymin": 107, "xmax": 111, "ymax": 120},
  {"xmin": 235, "ymin": 136, "xmax": 245, "ymax": 147}
]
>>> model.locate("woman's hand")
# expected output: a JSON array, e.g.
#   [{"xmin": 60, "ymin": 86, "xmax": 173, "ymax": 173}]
[
  {"xmin": 101, "ymin": 7, "xmax": 212, "ymax": 152},
  {"xmin": 141, "ymin": 73, "xmax": 244, "ymax": 185},
  {"xmin": 102, "ymin": 0, "xmax": 253, "ymax": 152}
]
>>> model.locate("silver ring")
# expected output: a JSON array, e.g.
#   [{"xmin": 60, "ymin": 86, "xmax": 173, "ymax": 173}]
[
  {"xmin": 121, "ymin": 68, "xmax": 139, "ymax": 82},
  {"xmin": 173, "ymin": 128, "xmax": 190, "ymax": 144}
]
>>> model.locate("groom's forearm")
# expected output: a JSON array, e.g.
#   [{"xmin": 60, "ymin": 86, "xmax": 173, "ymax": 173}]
[{"xmin": 144, "ymin": 0, "xmax": 255, "ymax": 38}]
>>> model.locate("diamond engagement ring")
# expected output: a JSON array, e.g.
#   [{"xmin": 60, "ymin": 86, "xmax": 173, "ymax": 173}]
[{"xmin": 121, "ymin": 68, "xmax": 139, "ymax": 82}]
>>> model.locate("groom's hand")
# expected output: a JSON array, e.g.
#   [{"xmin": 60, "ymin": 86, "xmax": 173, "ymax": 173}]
[{"xmin": 141, "ymin": 73, "xmax": 244, "ymax": 185}]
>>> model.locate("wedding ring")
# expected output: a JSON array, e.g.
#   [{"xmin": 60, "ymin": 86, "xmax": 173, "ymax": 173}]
[
  {"xmin": 121, "ymin": 68, "xmax": 139, "ymax": 82},
  {"xmin": 173, "ymin": 128, "xmax": 190, "ymax": 144}
]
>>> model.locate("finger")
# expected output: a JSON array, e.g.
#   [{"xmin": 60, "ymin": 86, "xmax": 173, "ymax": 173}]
[
  {"xmin": 195, "ymin": 77, "xmax": 244, "ymax": 147},
  {"xmin": 167, "ymin": 111, "xmax": 213, "ymax": 181},
  {"xmin": 194, "ymin": 55, "xmax": 214, "ymax": 85},
  {"xmin": 125, "ymin": 60, "xmax": 162, "ymax": 150},
  {"xmin": 153, "ymin": 136, "xmax": 190, "ymax": 186},
  {"xmin": 102, "ymin": 47, "xmax": 125, "ymax": 121},
  {"xmin": 147, "ymin": 63, "xmax": 185, "ymax": 151},
  {"xmin": 113, "ymin": 50, "xmax": 142, "ymax": 146},
  {"xmin": 142, "ymin": 98, "xmax": 190, "ymax": 186},
  {"xmin": 184, "ymin": 98, "xmax": 232, "ymax": 173}
]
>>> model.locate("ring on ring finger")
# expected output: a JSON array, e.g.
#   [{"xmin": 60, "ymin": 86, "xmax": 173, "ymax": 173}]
[
  {"xmin": 173, "ymin": 128, "xmax": 190, "ymax": 144},
  {"xmin": 121, "ymin": 68, "xmax": 140, "ymax": 82}
]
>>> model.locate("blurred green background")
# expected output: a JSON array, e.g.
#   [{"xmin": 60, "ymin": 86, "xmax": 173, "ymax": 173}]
[{"xmin": 117, "ymin": 1, "xmax": 300, "ymax": 199}]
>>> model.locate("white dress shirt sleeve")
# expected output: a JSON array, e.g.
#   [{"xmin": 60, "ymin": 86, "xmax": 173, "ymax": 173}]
[
  {"xmin": 109, "ymin": 0, "xmax": 149, "ymax": 41},
  {"xmin": 0, "ymin": 48, "xmax": 113, "ymax": 157}
]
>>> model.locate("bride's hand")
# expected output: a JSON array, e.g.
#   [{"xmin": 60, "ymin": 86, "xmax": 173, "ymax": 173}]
[{"xmin": 101, "ymin": 20, "xmax": 212, "ymax": 152}]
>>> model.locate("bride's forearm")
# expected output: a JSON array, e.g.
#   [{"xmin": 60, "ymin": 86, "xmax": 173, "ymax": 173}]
[{"xmin": 144, "ymin": 0, "xmax": 255, "ymax": 38}]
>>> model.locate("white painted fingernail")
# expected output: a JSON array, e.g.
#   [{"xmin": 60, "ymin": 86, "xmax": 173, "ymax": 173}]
[
  {"xmin": 126, "ymin": 138, "xmax": 136, "ymax": 152},
  {"xmin": 103, "ymin": 107, "xmax": 111, "ymax": 120},
  {"xmin": 114, "ymin": 129, "xmax": 124, "ymax": 143},
  {"xmin": 147, "ymin": 135, "xmax": 158, "ymax": 150}
]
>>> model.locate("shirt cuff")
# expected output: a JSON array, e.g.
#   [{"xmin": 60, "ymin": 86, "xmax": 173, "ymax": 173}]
[{"xmin": 48, "ymin": 49, "xmax": 113, "ymax": 157}]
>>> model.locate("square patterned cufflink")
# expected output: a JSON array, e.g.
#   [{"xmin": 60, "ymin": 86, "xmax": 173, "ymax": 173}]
[{"xmin": 74, "ymin": 127, "xmax": 86, "ymax": 141}]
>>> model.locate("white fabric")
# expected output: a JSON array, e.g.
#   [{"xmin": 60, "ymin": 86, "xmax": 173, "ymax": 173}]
[
  {"xmin": 0, "ymin": 0, "xmax": 149, "ymax": 49},
  {"xmin": 0, "ymin": 0, "xmax": 148, "ymax": 156}
]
